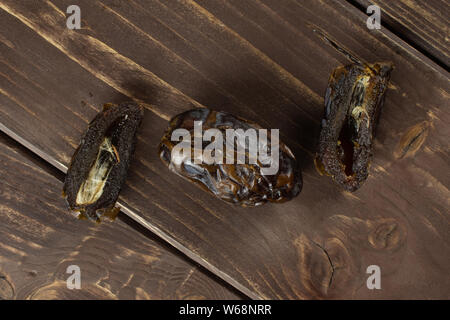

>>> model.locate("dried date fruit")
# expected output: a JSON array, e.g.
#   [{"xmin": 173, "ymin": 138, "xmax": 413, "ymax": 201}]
[
  {"xmin": 63, "ymin": 102, "xmax": 144, "ymax": 222},
  {"xmin": 158, "ymin": 108, "xmax": 302, "ymax": 206},
  {"xmin": 315, "ymin": 62, "xmax": 393, "ymax": 191}
]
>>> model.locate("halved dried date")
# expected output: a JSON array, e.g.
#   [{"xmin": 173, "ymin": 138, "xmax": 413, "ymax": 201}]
[
  {"xmin": 63, "ymin": 102, "xmax": 144, "ymax": 221},
  {"xmin": 158, "ymin": 108, "xmax": 302, "ymax": 206},
  {"xmin": 315, "ymin": 62, "xmax": 393, "ymax": 191}
]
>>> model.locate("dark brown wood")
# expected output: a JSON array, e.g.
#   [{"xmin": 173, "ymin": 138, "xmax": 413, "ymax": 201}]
[
  {"xmin": 0, "ymin": 134, "xmax": 240, "ymax": 300},
  {"xmin": 354, "ymin": 0, "xmax": 449, "ymax": 68},
  {"xmin": 0, "ymin": 0, "xmax": 448, "ymax": 299}
]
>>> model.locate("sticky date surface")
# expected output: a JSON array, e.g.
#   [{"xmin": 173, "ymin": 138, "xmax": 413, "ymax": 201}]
[
  {"xmin": 63, "ymin": 102, "xmax": 144, "ymax": 221},
  {"xmin": 159, "ymin": 109, "xmax": 302, "ymax": 206},
  {"xmin": 315, "ymin": 62, "xmax": 393, "ymax": 191}
]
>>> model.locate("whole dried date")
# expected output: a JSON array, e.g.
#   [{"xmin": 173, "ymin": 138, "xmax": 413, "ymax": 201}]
[
  {"xmin": 315, "ymin": 62, "xmax": 393, "ymax": 191},
  {"xmin": 63, "ymin": 102, "xmax": 144, "ymax": 221},
  {"xmin": 158, "ymin": 108, "xmax": 302, "ymax": 206}
]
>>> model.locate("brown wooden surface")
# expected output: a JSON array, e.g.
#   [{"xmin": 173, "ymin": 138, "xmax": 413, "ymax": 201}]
[
  {"xmin": 354, "ymin": 0, "xmax": 449, "ymax": 68},
  {"xmin": 0, "ymin": 0, "xmax": 448, "ymax": 299},
  {"xmin": 0, "ymin": 134, "xmax": 240, "ymax": 299}
]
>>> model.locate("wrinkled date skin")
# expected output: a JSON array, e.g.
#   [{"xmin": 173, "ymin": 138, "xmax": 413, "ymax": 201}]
[
  {"xmin": 159, "ymin": 109, "xmax": 302, "ymax": 206},
  {"xmin": 63, "ymin": 102, "xmax": 144, "ymax": 222},
  {"xmin": 315, "ymin": 62, "xmax": 393, "ymax": 192}
]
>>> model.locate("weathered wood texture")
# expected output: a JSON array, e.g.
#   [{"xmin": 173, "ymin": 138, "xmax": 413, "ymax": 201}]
[
  {"xmin": 354, "ymin": 0, "xmax": 449, "ymax": 68},
  {"xmin": 0, "ymin": 134, "xmax": 240, "ymax": 300},
  {"xmin": 0, "ymin": 0, "xmax": 448, "ymax": 299}
]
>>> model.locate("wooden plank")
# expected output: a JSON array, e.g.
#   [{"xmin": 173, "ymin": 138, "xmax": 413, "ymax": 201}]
[
  {"xmin": 0, "ymin": 134, "xmax": 241, "ymax": 299},
  {"xmin": 353, "ymin": 0, "xmax": 449, "ymax": 69},
  {"xmin": 0, "ymin": 0, "xmax": 448, "ymax": 299}
]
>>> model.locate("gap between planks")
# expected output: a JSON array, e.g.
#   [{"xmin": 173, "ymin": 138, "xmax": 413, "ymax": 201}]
[
  {"xmin": 1, "ymin": 0, "xmax": 448, "ymax": 300},
  {"xmin": 0, "ymin": 122, "xmax": 258, "ymax": 300},
  {"xmin": 345, "ymin": 0, "xmax": 450, "ymax": 73}
]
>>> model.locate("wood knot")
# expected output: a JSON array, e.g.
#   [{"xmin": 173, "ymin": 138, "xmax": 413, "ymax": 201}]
[
  {"xmin": 294, "ymin": 234, "xmax": 334, "ymax": 298},
  {"xmin": 394, "ymin": 121, "xmax": 430, "ymax": 159},
  {"xmin": 368, "ymin": 218, "xmax": 406, "ymax": 251},
  {"xmin": 0, "ymin": 275, "xmax": 15, "ymax": 299}
]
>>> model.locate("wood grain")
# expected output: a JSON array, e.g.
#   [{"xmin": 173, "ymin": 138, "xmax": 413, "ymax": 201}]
[
  {"xmin": 353, "ymin": 0, "xmax": 449, "ymax": 69},
  {"xmin": 0, "ymin": 0, "xmax": 448, "ymax": 299},
  {"xmin": 0, "ymin": 134, "xmax": 241, "ymax": 300}
]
